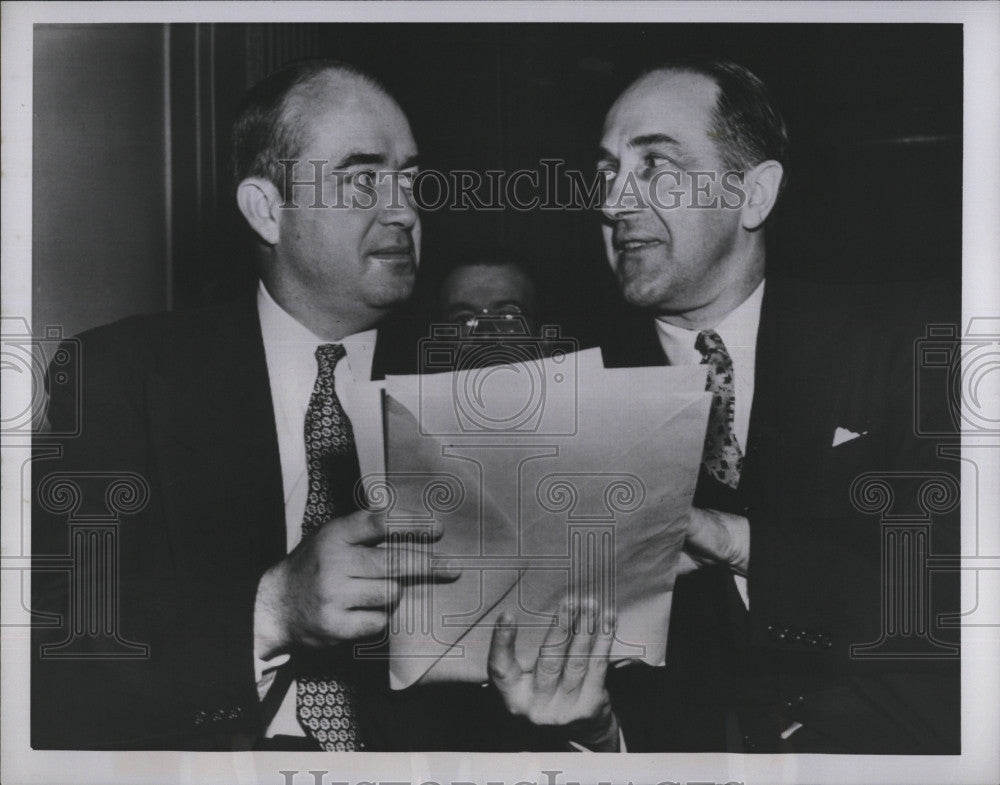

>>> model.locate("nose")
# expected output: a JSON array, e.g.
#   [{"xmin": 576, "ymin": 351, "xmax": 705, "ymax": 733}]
[
  {"xmin": 378, "ymin": 174, "xmax": 418, "ymax": 230},
  {"xmin": 600, "ymin": 170, "xmax": 642, "ymax": 223}
]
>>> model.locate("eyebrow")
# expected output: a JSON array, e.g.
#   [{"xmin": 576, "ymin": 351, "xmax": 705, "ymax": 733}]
[
  {"xmin": 629, "ymin": 133, "xmax": 682, "ymax": 149},
  {"xmin": 333, "ymin": 152, "xmax": 421, "ymax": 169},
  {"xmin": 597, "ymin": 133, "xmax": 684, "ymax": 163},
  {"xmin": 334, "ymin": 152, "xmax": 387, "ymax": 168}
]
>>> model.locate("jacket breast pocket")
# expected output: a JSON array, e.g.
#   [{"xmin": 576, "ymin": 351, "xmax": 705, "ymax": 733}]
[{"xmin": 807, "ymin": 431, "xmax": 882, "ymax": 519}]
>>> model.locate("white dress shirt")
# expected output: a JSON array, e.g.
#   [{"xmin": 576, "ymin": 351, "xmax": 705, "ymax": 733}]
[
  {"xmin": 653, "ymin": 279, "xmax": 765, "ymax": 608},
  {"xmin": 254, "ymin": 281, "xmax": 378, "ymax": 737},
  {"xmin": 252, "ymin": 282, "xmax": 626, "ymax": 749}
]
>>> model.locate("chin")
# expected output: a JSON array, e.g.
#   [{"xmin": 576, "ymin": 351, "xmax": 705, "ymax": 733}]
[
  {"xmin": 621, "ymin": 274, "xmax": 670, "ymax": 310},
  {"xmin": 365, "ymin": 280, "xmax": 416, "ymax": 310}
]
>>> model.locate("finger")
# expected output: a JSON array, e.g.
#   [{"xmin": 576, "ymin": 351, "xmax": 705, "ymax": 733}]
[
  {"xmin": 341, "ymin": 504, "xmax": 448, "ymax": 541},
  {"xmin": 339, "ymin": 510, "xmax": 388, "ymax": 545},
  {"xmin": 533, "ymin": 600, "xmax": 574, "ymax": 694},
  {"xmin": 354, "ymin": 545, "xmax": 461, "ymax": 581},
  {"xmin": 344, "ymin": 577, "xmax": 402, "ymax": 611},
  {"xmin": 389, "ymin": 518, "xmax": 446, "ymax": 542},
  {"xmin": 320, "ymin": 608, "xmax": 387, "ymax": 642},
  {"xmin": 561, "ymin": 598, "xmax": 598, "ymax": 692},
  {"xmin": 388, "ymin": 545, "xmax": 461, "ymax": 582},
  {"xmin": 487, "ymin": 612, "xmax": 523, "ymax": 692},
  {"xmin": 582, "ymin": 606, "xmax": 616, "ymax": 695}
]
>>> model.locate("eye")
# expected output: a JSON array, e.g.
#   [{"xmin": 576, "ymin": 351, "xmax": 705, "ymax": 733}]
[
  {"xmin": 596, "ymin": 164, "xmax": 617, "ymax": 180},
  {"xmin": 349, "ymin": 169, "xmax": 377, "ymax": 187},
  {"xmin": 643, "ymin": 153, "xmax": 676, "ymax": 169}
]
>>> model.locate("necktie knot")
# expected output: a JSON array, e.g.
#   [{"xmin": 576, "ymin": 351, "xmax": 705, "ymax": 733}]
[
  {"xmin": 695, "ymin": 329, "xmax": 727, "ymax": 363},
  {"xmin": 315, "ymin": 343, "xmax": 347, "ymax": 377}
]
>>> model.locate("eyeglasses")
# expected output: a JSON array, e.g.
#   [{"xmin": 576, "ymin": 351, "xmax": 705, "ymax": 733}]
[{"xmin": 447, "ymin": 306, "xmax": 536, "ymax": 335}]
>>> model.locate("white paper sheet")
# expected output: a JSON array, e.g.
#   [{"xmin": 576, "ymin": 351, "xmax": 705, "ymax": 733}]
[{"xmin": 379, "ymin": 354, "xmax": 710, "ymax": 688}]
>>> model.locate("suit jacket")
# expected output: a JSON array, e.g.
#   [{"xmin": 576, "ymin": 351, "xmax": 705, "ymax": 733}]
[
  {"xmin": 31, "ymin": 294, "xmax": 542, "ymax": 751},
  {"xmin": 602, "ymin": 277, "xmax": 961, "ymax": 754}
]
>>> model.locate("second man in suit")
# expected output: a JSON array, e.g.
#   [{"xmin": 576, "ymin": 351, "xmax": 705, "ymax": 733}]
[{"xmin": 596, "ymin": 59, "xmax": 960, "ymax": 754}]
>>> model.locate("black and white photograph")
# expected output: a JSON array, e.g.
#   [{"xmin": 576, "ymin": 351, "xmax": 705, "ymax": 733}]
[{"xmin": 2, "ymin": 3, "xmax": 998, "ymax": 784}]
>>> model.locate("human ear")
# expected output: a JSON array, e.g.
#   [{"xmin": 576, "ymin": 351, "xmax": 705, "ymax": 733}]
[
  {"xmin": 740, "ymin": 160, "xmax": 784, "ymax": 231},
  {"xmin": 235, "ymin": 177, "xmax": 282, "ymax": 245}
]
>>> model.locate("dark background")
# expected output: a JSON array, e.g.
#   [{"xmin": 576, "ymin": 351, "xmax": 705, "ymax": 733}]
[{"xmin": 34, "ymin": 23, "xmax": 962, "ymax": 349}]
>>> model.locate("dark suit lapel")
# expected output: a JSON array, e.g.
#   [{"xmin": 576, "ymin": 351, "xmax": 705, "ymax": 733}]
[
  {"xmin": 600, "ymin": 312, "xmax": 667, "ymax": 369},
  {"xmin": 743, "ymin": 278, "xmax": 851, "ymax": 514},
  {"xmin": 146, "ymin": 296, "xmax": 286, "ymax": 582}
]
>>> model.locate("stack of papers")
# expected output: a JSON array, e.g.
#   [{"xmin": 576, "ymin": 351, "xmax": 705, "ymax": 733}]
[{"xmin": 371, "ymin": 347, "xmax": 710, "ymax": 688}]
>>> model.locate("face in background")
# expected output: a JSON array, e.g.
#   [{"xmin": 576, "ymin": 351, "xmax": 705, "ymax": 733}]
[
  {"xmin": 257, "ymin": 73, "xmax": 421, "ymax": 334},
  {"xmin": 599, "ymin": 69, "xmax": 764, "ymax": 326},
  {"xmin": 440, "ymin": 263, "xmax": 539, "ymax": 337}
]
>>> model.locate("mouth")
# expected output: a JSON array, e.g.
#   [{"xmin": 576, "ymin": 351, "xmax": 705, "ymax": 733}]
[
  {"xmin": 613, "ymin": 237, "xmax": 662, "ymax": 253},
  {"xmin": 368, "ymin": 244, "xmax": 415, "ymax": 263}
]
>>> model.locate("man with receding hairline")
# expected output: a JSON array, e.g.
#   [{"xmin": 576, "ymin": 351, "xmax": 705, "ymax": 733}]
[
  {"xmin": 32, "ymin": 59, "xmax": 622, "ymax": 752},
  {"xmin": 597, "ymin": 60, "xmax": 959, "ymax": 754}
]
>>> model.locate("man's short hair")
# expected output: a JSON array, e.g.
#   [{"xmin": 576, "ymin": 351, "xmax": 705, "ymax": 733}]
[
  {"xmin": 645, "ymin": 58, "xmax": 789, "ymax": 189},
  {"xmin": 440, "ymin": 249, "xmax": 535, "ymax": 280},
  {"xmin": 437, "ymin": 249, "xmax": 536, "ymax": 295},
  {"xmin": 230, "ymin": 58, "xmax": 390, "ymax": 195},
  {"xmin": 436, "ymin": 249, "xmax": 540, "ymax": 312}
]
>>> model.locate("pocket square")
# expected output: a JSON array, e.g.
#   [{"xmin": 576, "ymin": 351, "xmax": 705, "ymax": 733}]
[{"xmin": 832, "ymin": 426, "xmax": 868, "ymax": 447}]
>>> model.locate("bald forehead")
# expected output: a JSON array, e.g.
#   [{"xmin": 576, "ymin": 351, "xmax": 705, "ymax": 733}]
[
  {"xmin": 286, "ymin": 70, "xmax": 416, "ymax": 167},
  {"xmin": 606, "ymin": 69, "xmax": 719, "ymax": 129},
  {"xmin": 287, "ymin": 69, "xmax": 398, "ymax": 124}
]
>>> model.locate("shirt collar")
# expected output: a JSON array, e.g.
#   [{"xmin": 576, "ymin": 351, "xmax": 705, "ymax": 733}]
[
  {"xmin": 654, "ymin": 279, "xmax": 766, "ymax": 364},
  {"xmin": 256, "ymin": 280, "xmax": 376, "ymax": 384}
]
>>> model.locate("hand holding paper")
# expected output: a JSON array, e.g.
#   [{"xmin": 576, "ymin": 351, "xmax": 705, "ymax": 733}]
[
  {"xmin": 377, "ymin": 348, "xmax": 711, "ymax": 688},
  {"xmin": 677, "ymin": 507, "xmax": 751, "ymax": 577},
  {"xmin": 488, "ymin": 597, "xmax": 620, "ymax": 752}
]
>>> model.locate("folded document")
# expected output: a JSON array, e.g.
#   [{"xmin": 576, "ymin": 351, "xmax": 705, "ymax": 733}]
[{"xmin": 378, "ymin": 350, "xmax": 710, "ymax": 688}]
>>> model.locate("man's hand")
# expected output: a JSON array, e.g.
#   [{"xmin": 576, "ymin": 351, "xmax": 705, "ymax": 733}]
[
  {"xmin": 254, "ymin": 510, "xmax": 460, "ymax": 657},
  {"xmin": 678, "ymin": 506, "xmax": 750, "ymax": 576},
  {"xmin": 487, "ymin": 598, "xmax": 620, "ymax": 752}
]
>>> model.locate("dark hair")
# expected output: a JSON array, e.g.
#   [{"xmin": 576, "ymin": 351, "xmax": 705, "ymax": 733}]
[
  {"xmin": 438, "ymin": 248, "xmax": 536, "ymax": 288},
  {"xmin": 436, "ymin": 248, "xmax": 538, "ymax": 306},
  {"xmin": 644, "ymin": 58, "xmax": 789, "ymax": 190},
  {"xmin": 230, "ymin": 58, "xmax": 390, "ymax": 194}
]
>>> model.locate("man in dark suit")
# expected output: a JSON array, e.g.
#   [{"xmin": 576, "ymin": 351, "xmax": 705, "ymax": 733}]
[
  {"xmin": 32, "ymin": 59, "xmax": 620, "ymax": 752},
  {"xmin": 594, "ymin": 60, "xmax": 960, "ymax": 753}
]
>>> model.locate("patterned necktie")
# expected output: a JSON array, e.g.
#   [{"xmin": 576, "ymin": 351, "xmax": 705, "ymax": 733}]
[
  {"xmin": 696, "ymin": 329, "xmax": 743, "ymax": 489},
  {"xmin": 296, "ymin": 343, "xmax": 364, "ymax": 751}
]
